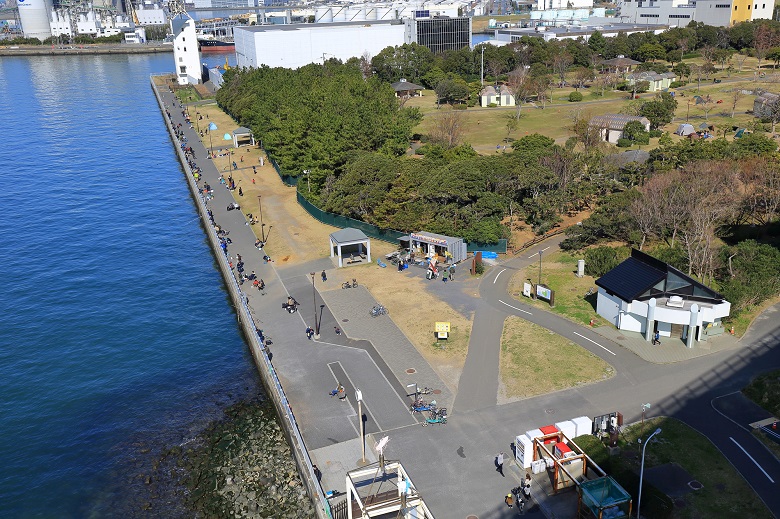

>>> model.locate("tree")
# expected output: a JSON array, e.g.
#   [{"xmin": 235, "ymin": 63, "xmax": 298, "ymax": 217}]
[
  {"xmin": 637, "ymin": 43, "xmax": 666, "ymax": 63},
  {"xmin": 713, "ymin": 48, "xmax": 732, "ymax": 71},
  {"xmin": 584, "ymin": 246, "xmax": 620, "ymax": 276},
  {"xmin": 428, "ymin": 108, "xmax": 465, "ymax": 148},
  {"xmin": 507, "ymin": 66, "xmax": 533, "ymax": 119},
  {"xmin": 733, "ymin": 52, "xmax": 749, "ymax": 73},
  {"xmin": 434, "ymin": 78, "xmax": 469, "ymax": 106},
  {"xmin": 754, "ymin": 23, "xmax": 775, "ymax": 76},
  {"xmin": 719, "ymin": 240, "xmax": 780, "ymax": 312},
  {"xmin": 623, "ymin": 120, "xmax": 650, "ymax": 145},
  {"xmin": 552, "ymin": 52, "xmax": 573, "ymax": 86},
  {"xmin": 768, "ymin": 47, "xmax": 780, "ymax": 69},
  {"xmin": 672, "ymin": 62, "xmax": 691, "ymax": 81},
  {"xmin": 730, "ymin": 88, "xmax": 744, "ymax": 118},
  {"xmin": 739, "ymin": 158, "xmax": 780, "ymax": 225},
  {"xmin": 640, "ymin": 92, "xmax": 678, "ymax": 130},
  {"xmin": 588, "ymin": 30, "xmax": 607, "ymax": 55},
  {"xmin": 572, "ymin": 67, "xmax": 593, "ymax": 90}
]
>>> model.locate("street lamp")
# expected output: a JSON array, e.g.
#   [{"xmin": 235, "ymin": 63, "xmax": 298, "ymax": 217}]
[
  {"xmin": 207, "ymin": 122, "xmax": 217, "ymax": 157},
  {"xmin": 257, "ymin": 195, "xmax": 265, "ymax": 241},
  {"xmin": 223, "ymin": 133, "xmax": 233, "ymax": 173},
  {"xmin": 304, "ymin": 169, "xmax": 311, "ymax": 192},
  {"xmin": 640, "ymin": 403, "xmax": 651, "ymax": 440},
  {"xmin": 355, "ymin": 387, "xmax": 366, "ymax": 464},
  {"xmin": 407, "ymin": 383, "xmax": 418, "ymax": 402},
  {"xmin": 538, "ymin": 249, "xmax": 543, "ymax": 287},
  {"xmin": 309, "ymin": 272, "xmax": 320, "ymax": 339},
  {"xmin": 637, "ymin": 428, "xmax": 662, "ymax": 519}
]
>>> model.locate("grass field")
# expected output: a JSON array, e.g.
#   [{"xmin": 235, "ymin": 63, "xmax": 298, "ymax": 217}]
[
  {"xmin": 507, "ymin": 251, "xmax": 609, "ymax": 328},
  {"xmin": 499, "ymin": 316, "xmax": 613, "ymax": 401},
  {"xmin": 576, "ymin": 417, "xmax": 773, "ymax": 519},
  {"xmin": 409, "ymin": 55, "xmax": 780, "ymax": 153}
]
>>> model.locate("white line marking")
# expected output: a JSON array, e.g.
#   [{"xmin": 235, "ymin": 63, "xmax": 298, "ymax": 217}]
[
  {"xmin": 498, "ymin": 299, "xmax": 532, "ymax": 315},
  {"xmin": 572, "ymin": 332, "xmax": 616, "ymax": 356},
  {"xmin": 761, "ymin": 426, "xmax": 780, "ymax": 441},
  {"xmin": 730, "ymin": 437, "xmax": 775, "ymax": 483},
  {"xmin": 494, "ymin": 269, "xmax": 506, "ymax": 284},
  {"xmin": 527, "ymin": 246, "xmax": 550, "ymax": 259}
]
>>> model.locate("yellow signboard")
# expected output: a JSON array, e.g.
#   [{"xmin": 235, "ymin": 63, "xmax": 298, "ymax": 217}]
[{"xmin": 435, "ymin": 321, "xmax": 451, "ymax": 339}]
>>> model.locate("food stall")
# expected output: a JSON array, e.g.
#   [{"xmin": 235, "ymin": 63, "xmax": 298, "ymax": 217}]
[{"xmin": 409, "ymin": 232, "xmax": 467, "ymax": 264}]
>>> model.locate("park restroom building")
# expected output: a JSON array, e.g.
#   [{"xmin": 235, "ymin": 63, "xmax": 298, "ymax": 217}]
[{"xmin": 595, "ymin": 249, "xmax": 731, "ymax": 347}]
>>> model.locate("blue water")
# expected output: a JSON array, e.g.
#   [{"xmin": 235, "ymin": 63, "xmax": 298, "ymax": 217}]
[{"xmin": 0, "ymin": 53, "xmax": 260, "ymax": 517}]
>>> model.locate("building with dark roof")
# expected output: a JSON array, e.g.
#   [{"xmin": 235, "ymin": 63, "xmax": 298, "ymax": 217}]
[
  {"xmin": 390, "ymin": 79, "xmax": 424, "ymax": 98},
  {"xmin": 595, "ymin": 249, "xmax": 730, "ymax": 347}
]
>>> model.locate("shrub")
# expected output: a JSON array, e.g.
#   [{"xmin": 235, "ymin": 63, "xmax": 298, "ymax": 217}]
[
  {"xmin": 584, "ymin": 246, "xmax": 620, "ymax": 277},
  {"xmin": 488, "ymin": 102, "xmax": 498, "ymax": 108},
  {"xmin": 669, "ymin": 80, "xmax": 687, "ymax": 88},
  {"xmin": 648, "ymin": 129, "xmax": 663, "ymax": 138},
  {"xmin": 568, "ymin": 91, "xmax": 583, "ymax": 102},
  {"xmin": 616, "ymin": 138, "xmax": 634, "ymax": 147},
  {"xmin": 474, "ymin": 260, "xmax": 485, "ymax": 275},
  {"xmin": 453, "ymin": 103, "xmax": 467, "ymax": 110}
]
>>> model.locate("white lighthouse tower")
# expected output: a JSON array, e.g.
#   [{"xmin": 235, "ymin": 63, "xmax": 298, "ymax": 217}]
[{"xmin": 167, "ymin": 0, "xmax": 201, "ymax": 85}]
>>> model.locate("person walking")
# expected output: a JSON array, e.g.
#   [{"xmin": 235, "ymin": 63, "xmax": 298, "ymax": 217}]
[
  {"xmin": 449, "ymin": 264, "xmax": 455, "ymax": 281},
  {"xmin": 321, "ymin": 270, "xmax": 327, "ymax": 282},
  {"xmin": 653, "ymin": 330, "xmax": 660, "ymax": 345},
  {"xmin": 496, "ymin": 452, "xmax": 505, "ymax": 477},
  {"xmin": 504, "ymin": 493, "xmax": 513, "ymax": 508}
]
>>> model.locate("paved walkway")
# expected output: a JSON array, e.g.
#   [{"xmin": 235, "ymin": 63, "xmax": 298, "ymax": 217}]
[{"xmin": 593, "ymin": 326, "xmax": 740, "ymax": 364}]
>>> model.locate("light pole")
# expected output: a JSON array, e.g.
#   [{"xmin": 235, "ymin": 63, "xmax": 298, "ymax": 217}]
[
  {"xmin": 640, "ymin": 403, "xmax": 651, "ymax": 440},
  {"xmin": 257, "ymin": 195, "xmax": 265, "ymax": 242},
  {"xmin": 207, "ymin": 122, "xmax": 217, "ymax": 157},
  {"xmin": 538, "ymin": 250, "xmax": 543, "ymax": 287},
  {"xmin": 637, "ymin": 428, "xmax": 662, "ymax": 519},
  {"xmin": 356, "ymin": 387, "xmax": 366, "ymax": 464},
  {"xmin": 407, "ymin": 383, "xmax": 418, "ymax": 402},
  {"xmin": 223, "ymin": 133, "xmax": 233, "ymax": 174},
  {"xmin": 304, "ymin": 169, "xmax": 311, "ymax": 192},
  {"xmin": 309, "ymin": 272, "xmax": 320, "ymax": 339}
]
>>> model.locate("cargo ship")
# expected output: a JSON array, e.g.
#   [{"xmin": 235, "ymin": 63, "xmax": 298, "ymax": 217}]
[{"xmin": 198, "ymin": 38, "xmax": 235, "ymax": 52}]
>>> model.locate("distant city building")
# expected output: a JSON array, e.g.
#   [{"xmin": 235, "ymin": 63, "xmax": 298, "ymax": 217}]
[
  {"xmin": 408, "ymin": 16, "xmax": 470, "ymax": 53},
  {"xmin": 535, "ymin": 0, "xmax": 593, "ymax": 9},
  {"xmin": 494, "ymin": 21, "xmax": 669, "ymax": 43},
  {"xmin": 617, "ymin": 0, "xmax": 775, "ymax": 27},
  {"xmin": 235, "ymin": 15, "xmax": 471, "ymax": 69}
]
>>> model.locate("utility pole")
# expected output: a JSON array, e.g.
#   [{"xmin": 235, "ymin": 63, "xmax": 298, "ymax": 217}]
[
  {"xmin": 257, "ymin": 195, "xmax": 265, "ymax": 242},
  {"xmin": 481, "ymin": 45, "xmax": 485, "ymax": 86}
]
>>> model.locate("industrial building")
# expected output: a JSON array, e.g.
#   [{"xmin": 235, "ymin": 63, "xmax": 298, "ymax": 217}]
[
  {"xmin": 235, "ymin": 14, "xmax": 471, "ymax": 69},
  {"xmin": 493, "ymin": 20, "xmax": 669, "ymax": 42},
  {"xmin": 616, "ymin": 0, "xmax": 776, "ymax": 27}
]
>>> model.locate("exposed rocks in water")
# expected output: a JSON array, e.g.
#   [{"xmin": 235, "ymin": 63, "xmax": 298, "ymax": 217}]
[{"xmin": 153, "ymin": 398, "xmax": 315, "ymax": 518}]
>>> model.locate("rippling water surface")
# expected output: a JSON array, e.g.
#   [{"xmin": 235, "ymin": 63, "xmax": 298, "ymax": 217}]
[{"xmin": 0, "ymin": 52, "xmax": 259, "ymax": 517}]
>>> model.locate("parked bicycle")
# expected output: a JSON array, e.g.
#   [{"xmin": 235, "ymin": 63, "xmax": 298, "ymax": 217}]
[
  {"xmin": 341, "ymin": 278, "xmax": 358, "ymax": 289},
  {"xmin": 419, "ymin": 386, "xmax": 434, "ymax": 395},
  {"xmin": 370, "ymin": 304, "xmax": 388, "ymax": 317}
]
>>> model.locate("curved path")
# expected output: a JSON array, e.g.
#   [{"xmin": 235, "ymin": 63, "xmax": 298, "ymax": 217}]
[{"xmin": 449, "ymin": 240, "xmax": 780, "ymax": 517}]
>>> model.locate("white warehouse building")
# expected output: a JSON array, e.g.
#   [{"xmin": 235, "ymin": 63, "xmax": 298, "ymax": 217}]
[
  {"xmin": 617, "ymin": 0, "xmax": 775, "ymax": 27},
  {"xmin": 235, "ymin": 20, "xmax": 407, "ymax": 69},
  {"xmin": 236, "ymin": 16, "xmax": 471, "ymax": 69}
]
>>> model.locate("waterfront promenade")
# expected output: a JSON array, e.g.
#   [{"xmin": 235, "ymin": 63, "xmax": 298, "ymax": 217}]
[{"xmin": 156, "ymin": 80, "xmax": 780, "ymax": 519}]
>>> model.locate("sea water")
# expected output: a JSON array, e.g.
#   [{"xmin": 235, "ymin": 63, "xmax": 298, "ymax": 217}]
[{"xmin": 0, "ymin": 52, "xmax": 259, "ymax": 517}]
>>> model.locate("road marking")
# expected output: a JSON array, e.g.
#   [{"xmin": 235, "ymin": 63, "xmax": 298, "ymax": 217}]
[
  {"xmin": 760, "ymin": 425, "xmax": 780, "ymax": 441},
  {"xmin": 730, "ymin": 437, "xmax": 775, "ymax": 483},
  {"xmin": 498, "ymin": 299, "xmax": 532, "ymax": 315},
  {"xmin": 572, "ymin": 332, "xmax": 616, "ymax": 356},
  {"xmin": 494, "ymin": 269, "xmax": 506, "ymax": 284},
  {"xmin": 527, "ymin": 246, "xmax": 550, "ymax": 259}
]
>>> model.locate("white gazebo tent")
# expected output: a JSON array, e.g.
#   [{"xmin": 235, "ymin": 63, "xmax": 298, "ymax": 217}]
[
  {"xmin": 232, "ymin": 126, "xmax": 256, "ymax": 148},
  {"xmin": 330, "ymin": 228, "xmax": 371, "ymax": 268}
]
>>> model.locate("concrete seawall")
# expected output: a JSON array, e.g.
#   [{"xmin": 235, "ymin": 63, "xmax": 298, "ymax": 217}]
[
  {"xmin": 0, "ymin": 45, "xmax": 172, "ymax": 57},
  {"xmin": 149, "ymin": 75, "xmax": 329, "ymax": 519}
]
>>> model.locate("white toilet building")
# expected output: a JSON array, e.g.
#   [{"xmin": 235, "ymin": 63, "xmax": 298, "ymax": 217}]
[{"xmin": 595, "ymin": 249, "xmax": 730, "ymax": 347}]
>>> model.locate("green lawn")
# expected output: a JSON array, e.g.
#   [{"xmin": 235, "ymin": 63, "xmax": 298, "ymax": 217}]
[
  {"xmin": 500, "ymin": 316, "xmax": 613, "ymax": 399},
  {"xmin": 576, "ymin": 417, "xmax": 773, "ymax": 519},
  {"xmin": 508, "ymin": 251, "xmax": 609, "ymax": 327}
]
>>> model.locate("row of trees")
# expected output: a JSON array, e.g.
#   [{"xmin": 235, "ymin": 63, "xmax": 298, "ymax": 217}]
[{"xmin": 371, "ymin": 20, "xmax": 780, "ymax": 90}]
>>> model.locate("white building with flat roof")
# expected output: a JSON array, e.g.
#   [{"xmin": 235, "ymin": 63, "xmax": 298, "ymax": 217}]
[
  {"xmin": 617, "ymin": 0, "xmax": 775, "ymax": 27},
  {"xmin": 171, "ymin": 15, "xmax": 202, "ymax": 85},
  {"xmin": 235, "ymin": 20, "xmax": 408, "ymax": 69}
]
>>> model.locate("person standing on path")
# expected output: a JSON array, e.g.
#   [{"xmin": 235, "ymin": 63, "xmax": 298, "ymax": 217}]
[
  {"xmin": 496, "ymin": 452, "xmax": 505, "ymax": 477},
  {"xmin": 504, "ymin": 493, "xmax": 513, "ymax": 508},
  {"xmin": 449, "ymin": 264, "xmax": 455, "ymax": 281}
]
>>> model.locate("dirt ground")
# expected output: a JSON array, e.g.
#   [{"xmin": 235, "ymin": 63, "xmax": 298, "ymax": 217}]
[{"xmin": 191, "ymin": 100, "xmax": 472, "ymax": 389}]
